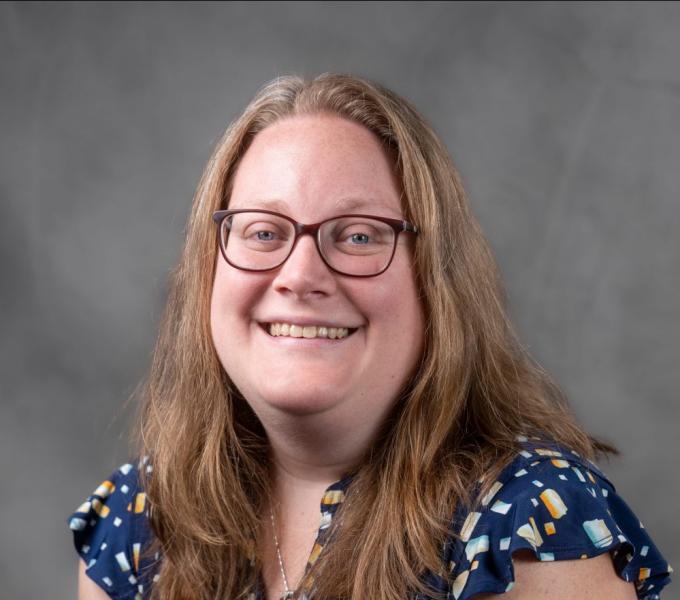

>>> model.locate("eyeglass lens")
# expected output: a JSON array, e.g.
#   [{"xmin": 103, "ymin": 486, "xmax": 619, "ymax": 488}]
[{"xmin": 221, "ymin": 212, "xmax": 396, "ymax": 276}]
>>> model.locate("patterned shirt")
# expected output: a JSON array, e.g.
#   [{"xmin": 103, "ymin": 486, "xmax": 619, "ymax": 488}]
[{"xmin": 67, "ymin": 438, "xmax": 672, "ymax": 599}]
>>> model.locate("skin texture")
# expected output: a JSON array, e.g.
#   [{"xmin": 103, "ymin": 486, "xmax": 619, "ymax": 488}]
[{"xmin": 475, "ymin": 550, "xmax": 638, "ymax": 599}]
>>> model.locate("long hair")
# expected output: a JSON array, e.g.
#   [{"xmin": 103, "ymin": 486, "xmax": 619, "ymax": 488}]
[{"xmin": 132, "ymin": 73, "xmax": 614, "ymax": 599}]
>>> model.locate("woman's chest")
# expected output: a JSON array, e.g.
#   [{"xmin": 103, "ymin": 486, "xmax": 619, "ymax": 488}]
[{"xmin": 259, "ymin": 508, "xmax": 325, "ymax": 600}]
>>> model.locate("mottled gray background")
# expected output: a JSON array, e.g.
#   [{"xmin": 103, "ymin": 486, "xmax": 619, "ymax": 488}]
[{"xmin": 1, "ymin": 2, "xmax": 678, "ymax": 598}]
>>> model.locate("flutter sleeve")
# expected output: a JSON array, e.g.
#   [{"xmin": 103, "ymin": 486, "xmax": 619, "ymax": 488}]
[
  {"xmin": 67, "ymin": 459, "xmax": 156, "ymax": 600},
  {"xmin": 449, "ymin": 448, "xmax": 673, "ymax": 600}
]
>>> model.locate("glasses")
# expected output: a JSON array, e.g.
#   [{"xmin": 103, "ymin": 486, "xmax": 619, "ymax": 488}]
[{"xmin": 212, "ymin": 209, "xmax": 419, "ymax": 277}]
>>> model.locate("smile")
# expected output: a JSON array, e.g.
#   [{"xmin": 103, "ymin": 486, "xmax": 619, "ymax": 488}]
[{"xmin": 262, "ymin": 322, "xmax": 359, "ymax": 339}]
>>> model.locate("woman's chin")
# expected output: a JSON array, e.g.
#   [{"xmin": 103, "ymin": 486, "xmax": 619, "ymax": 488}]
[{"xmin": 256, "ymin": 388, "xmax": 346, "ymax": 418}]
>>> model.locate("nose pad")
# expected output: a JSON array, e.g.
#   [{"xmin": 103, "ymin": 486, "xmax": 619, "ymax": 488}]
[{"xmin": 284, "ymin": 232, "xmax": 327, "ymax": 269}]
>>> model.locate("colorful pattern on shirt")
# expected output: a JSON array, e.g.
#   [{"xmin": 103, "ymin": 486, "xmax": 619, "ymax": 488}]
[
  {"xmin": 429, "ymin": 438, "xmax": 672, "ymax": 599},
  {"xmin": 68, "ymin": 456, "xmax": 158, "ymax": 600},
  {"xmin": 68, "ymin": 440, "xmax": 672, "ymax": 599}
]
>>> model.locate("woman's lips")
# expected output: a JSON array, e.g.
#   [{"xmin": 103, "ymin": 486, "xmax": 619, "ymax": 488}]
[
  {"xmin": 256, "ymin": 321, "xmax": 359, "ymax": 346},
  {"xmin": 266, "ymin": 322, "xmax": 357, "ymax": 339}
]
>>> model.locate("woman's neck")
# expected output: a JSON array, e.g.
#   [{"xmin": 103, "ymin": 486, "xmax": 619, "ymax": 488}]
[
  {"xmin": 270, "ymin": 441, "xmax": 359, "ymax": 492},
  {"xmin": 258, "ymin": 410, "xmax": 376, "ymax": 600},
  {"xmin": 263, "ymin": 408, "xmax": 374, "ymax": 491}
]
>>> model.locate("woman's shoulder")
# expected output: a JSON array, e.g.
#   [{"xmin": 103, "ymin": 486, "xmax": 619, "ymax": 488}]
[
  {"xmin": 67, "ymin": 457, "xmax": 159, "ymax": 600},
  {"xmin": 442, "ymin": 437, "xmax": 673, "ymax": 600}
]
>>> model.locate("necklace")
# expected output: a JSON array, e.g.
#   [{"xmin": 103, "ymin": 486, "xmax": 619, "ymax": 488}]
[
  {"xmin": 269, "ymin": 504, "xmax": 295, "ymax": 600},
  {"xmin": 267, "ymin": 481, "xmax": 352, "ymax": 600}
]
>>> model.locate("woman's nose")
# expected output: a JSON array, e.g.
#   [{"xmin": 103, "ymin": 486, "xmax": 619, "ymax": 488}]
[{"xmin": 271, "ymin": 233, "xmax": 337, "ymax": 299}]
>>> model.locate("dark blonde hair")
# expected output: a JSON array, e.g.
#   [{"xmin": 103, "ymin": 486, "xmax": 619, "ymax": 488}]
[{"xmin": 133, "ymin": 73, "xmax": 614, "ymax": 599}]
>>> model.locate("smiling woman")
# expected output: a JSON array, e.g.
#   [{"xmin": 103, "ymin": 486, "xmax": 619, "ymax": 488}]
[{"xmin": 67, "ymin": 73, "xmax": 672, "ymax": 600}]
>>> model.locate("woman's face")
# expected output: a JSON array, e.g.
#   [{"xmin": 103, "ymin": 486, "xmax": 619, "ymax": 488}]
[{"xmin": 210, "ymin": 114, "xmax": 425, "ymax": 431}]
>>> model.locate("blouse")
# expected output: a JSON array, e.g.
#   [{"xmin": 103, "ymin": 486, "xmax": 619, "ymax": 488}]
[{"xmin": 67, "ymin": 437, "xmax": 672, "ymax": 599}]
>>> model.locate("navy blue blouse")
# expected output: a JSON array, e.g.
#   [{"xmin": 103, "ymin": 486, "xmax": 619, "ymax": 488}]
[{"xmin": 68, "ymin": 439, "xmax": 672, "ymax": 599}]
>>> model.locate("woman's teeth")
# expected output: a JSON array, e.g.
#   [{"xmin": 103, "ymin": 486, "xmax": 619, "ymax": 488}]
[{"xmin": 267, "ymin": 323, "xmax": 351, "ymax": 339}]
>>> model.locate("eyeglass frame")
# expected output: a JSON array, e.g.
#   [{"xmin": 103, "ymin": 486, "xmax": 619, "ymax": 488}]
[{"xmin": 211, "ymin": 208, "xmax": 419, "ymax": 278}]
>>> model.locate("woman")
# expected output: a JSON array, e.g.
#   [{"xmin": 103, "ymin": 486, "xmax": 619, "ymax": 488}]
[{"xmin": 68, "ymin": 73, "xmax": 671, "ymax": 600}]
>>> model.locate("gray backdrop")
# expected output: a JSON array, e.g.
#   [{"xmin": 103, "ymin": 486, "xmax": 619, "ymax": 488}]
[{"xmin": 1, "ymin": 2, "xmax": 677, "ymax": 598}]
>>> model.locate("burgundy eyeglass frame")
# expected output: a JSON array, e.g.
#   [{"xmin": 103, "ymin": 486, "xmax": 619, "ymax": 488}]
[{"xmin": 211, "ymin": 208, "xmax": 419, "ymax": 278}]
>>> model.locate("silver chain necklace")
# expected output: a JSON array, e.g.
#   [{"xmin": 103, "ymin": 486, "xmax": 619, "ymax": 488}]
[
  {"xmin": 268, "ymin": 485, "xmax": 351, "ymax": 600},
  {"xmin": 270, "ymin": 504, "xmax": 295, "ymax": 600}
]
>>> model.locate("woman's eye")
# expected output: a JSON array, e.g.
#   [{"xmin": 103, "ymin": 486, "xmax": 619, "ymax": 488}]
[
  {"xmin": 348, "ymin": 232, "xmax": 371, "ymax": 244},
  {"xmin": 243, "ymin": 226, "xmax": 282, "ymax": 241},
  {"xmin": 337, "ymin": 227, "xmax": 378, "ymax": 245},
  {"xmin": 254, "ymin": 230, "xmax": 276, "ymax": 241}
]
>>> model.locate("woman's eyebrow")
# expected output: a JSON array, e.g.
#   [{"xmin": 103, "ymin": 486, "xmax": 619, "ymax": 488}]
[
  {"xmin": 246, "ymin": 198, "xmax": 288, "ymax": 212},
  {"xmin": 247, "ymin": 196, "xmax": 397, "ymax": 214},
  {"xmin": 333, "ymin": 196, "xmax": 396, "ymax": 213}
]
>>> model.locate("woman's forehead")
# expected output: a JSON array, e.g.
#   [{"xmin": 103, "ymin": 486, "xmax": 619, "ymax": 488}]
[
  {"xmin": 227, "ymin": 115, "xmax": 406, "ymax": 221},
  {"xmin": 236, "ymin": 116, "xmax": 398, "ymax": 180}
]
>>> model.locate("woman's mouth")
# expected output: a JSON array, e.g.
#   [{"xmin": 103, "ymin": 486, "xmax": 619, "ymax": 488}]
[{"xmin": 259, "ymin": 322, "xmax": 359, "ymax": 339}]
